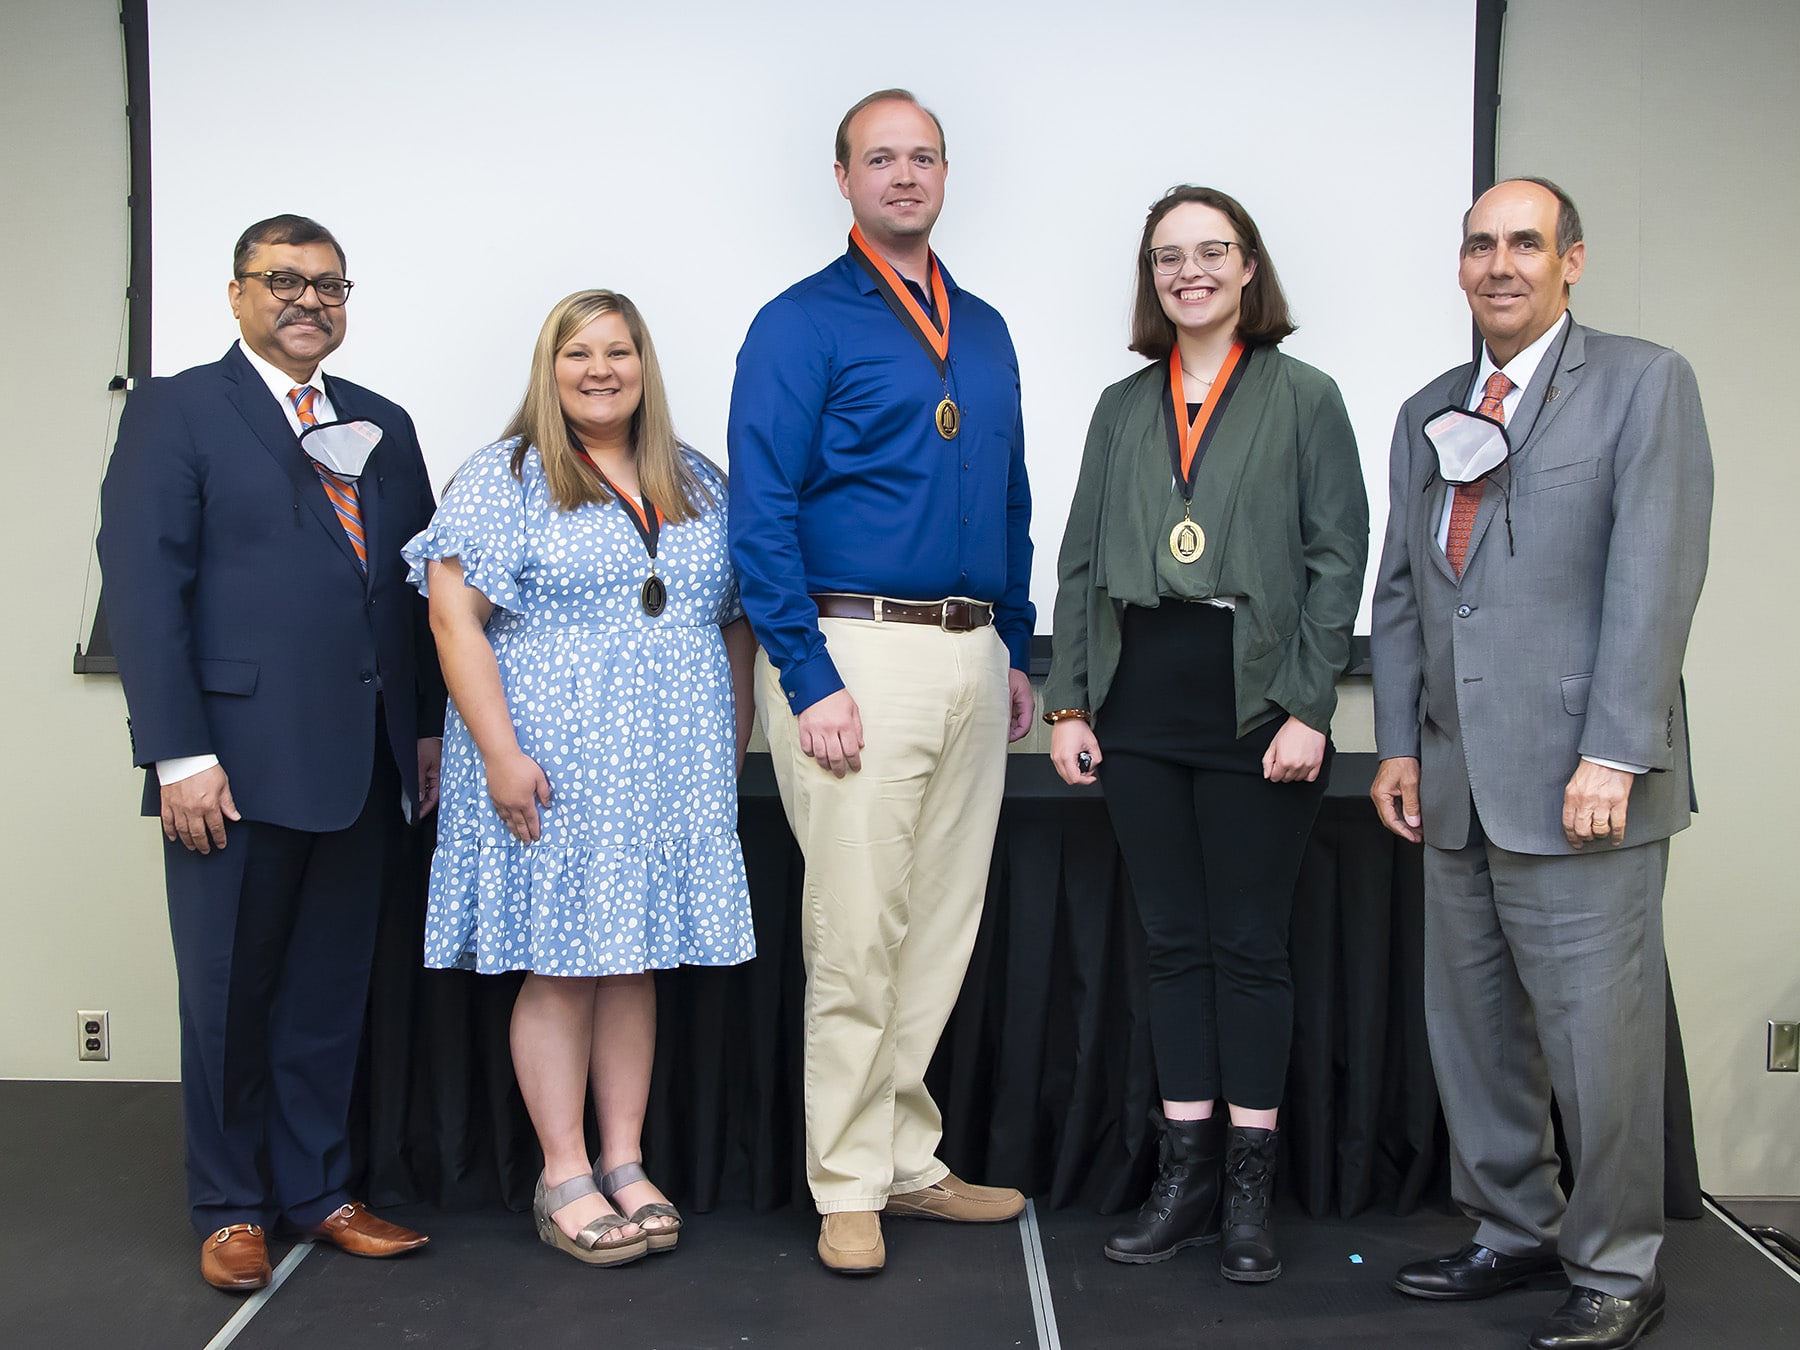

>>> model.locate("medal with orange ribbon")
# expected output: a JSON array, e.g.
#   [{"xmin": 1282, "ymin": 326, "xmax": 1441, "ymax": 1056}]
[
  {"xmin": 847, "ymin": 226, "xmax": 959, "ymax": 439},
  {"xmin": 1164, "ymin": 341, "xmax": 1247, "ymax": 562},
  {"xmin": 577, "ymin": 451, "xmax": 667, "ymax": 615}
]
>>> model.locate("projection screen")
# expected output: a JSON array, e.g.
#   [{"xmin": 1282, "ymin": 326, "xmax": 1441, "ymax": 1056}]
[{"xmin": 143, "ymin": 0, "xmax": 1481, "ymax": 632}]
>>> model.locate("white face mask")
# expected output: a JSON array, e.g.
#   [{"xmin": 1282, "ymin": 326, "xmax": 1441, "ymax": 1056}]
[
  {"xmin": 299, "ymin": 419, "xmax": 383, "ymax": 480},
  {"xmin": 1422, "ymin": 406, "xmax": 1510, "ymax": 485}
]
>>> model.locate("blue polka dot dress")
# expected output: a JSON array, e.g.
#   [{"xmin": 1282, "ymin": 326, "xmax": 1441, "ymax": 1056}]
[{"xmin": 403, "ymin": 439, "xmax": 755, "ymax": 976}]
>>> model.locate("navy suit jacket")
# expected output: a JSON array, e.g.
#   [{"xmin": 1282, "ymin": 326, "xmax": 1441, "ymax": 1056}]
[{"xmin": 99, "ymin": 344, "xmax": 445, "ymax": 832}]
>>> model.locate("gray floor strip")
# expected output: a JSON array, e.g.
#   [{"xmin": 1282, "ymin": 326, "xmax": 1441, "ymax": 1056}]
[
  {"xmin": 1705, "ymin": 1196, "xmax": 1800, "ymax": 1286},
  {"xmin": 201, "ymin": 1242, "xmax": 312, "ymax": 1350},
  {"xmin": 1019, "ymin": 1199, "xmax": 1063, "ymax": 1350}
]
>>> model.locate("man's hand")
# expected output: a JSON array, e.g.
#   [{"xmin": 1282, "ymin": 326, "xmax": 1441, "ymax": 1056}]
[
  {"xmin": 1370, "ymin": 756, "xmax": 1423, "ymax": 843},
  {"xmin": 1563, "ymin": 759, "xmax": 1634, "ymax": 848},
  {"xmin": 1048, "ymin": 717, "xmax": 1101, "ymax": 785},
  {"xmin": 417, "ymin": 737, "xmax": 443, "ymax": 817},
  {"xmin": 799, "ymin": 688, "xmax": 864, "ymax": 778},
  {"xmin": 488, "ymin": 749, "xmax": 552, "ymax": 842},
  {"xmin": 1006, "ymin": 669, "xmax": 1035, "ymax": 744},
  {"xmin": 161, "ymin": 764, "xmax": 241, "ymax": 853},
  {"xmin": 1263, "ymin": 716, "xmax": 1327, "ymax": 783}
]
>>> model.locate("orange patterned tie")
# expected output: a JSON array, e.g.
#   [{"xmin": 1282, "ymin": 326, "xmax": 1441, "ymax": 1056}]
[
  {"xmin": 1445, "ymin": 370, "xmax": 1514, "ymax": 575},
  {"xmin": 289, "ymin": 385, "xmax": 367, "ymax": 572}
]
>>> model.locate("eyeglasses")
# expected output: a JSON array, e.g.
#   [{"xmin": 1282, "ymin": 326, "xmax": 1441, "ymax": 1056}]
[
  {"xmin": 1146, "ymin": 242, "xmax": 1240, "ymax": 275},
  {"xmin": 237, "ymin": 270, "xmax": 355, "ymax": 306}
]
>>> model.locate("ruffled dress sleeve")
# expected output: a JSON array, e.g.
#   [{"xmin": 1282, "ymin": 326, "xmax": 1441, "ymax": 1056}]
[{"xmin": 402, "ymin": 440, "xmax": 531, "ymax": 612}]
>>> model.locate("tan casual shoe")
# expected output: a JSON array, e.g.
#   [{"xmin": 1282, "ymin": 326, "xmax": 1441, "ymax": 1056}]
[
  {"xmin": 884, "ymin": 1172, "xmax": 1025, "ymax": 1223},
  {"xmin": 817, "ymin": 1211, "xmax": 885, "ymax": 1275}
]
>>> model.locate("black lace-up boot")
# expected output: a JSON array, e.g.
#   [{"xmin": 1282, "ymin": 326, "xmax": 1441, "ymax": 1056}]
[
  {"xmin": 1220, "ymin": 1125, "xmax": 1281, "ymax": 1282},
  {"xmin": 1102, "ymin": 1115, "xmax": 1224, "ymax": 1263}
]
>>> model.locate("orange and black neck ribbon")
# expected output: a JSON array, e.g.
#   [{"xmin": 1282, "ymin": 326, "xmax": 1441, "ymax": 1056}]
[
  {"xmin": 1164, "ymin": 341, "xmax": 1248, "ymax": 503},
  {"xmin": 576, "ymin": 448, "xmax": 662, "ymax": 558},
  {"xmin": 847, "ymin": 225, "xmax": 950, "ymax": 377}
]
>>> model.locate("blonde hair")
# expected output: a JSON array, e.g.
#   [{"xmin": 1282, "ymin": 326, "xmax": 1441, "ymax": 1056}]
[{"xmin": 501, "ymin": 289, "xmax": 713, "ymax": 522}]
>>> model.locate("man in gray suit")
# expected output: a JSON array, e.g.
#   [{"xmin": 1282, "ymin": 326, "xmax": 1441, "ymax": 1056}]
[{"xmin": 1371, "ymin": 178, "xmax": 1711, "ymax": 1350}]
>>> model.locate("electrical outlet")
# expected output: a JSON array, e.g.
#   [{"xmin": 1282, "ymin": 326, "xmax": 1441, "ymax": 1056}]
[
  {"xmin": 78, "ymin": 1009, "xmax": 110, "ymax": 1062},
  {"xmin": 1768, "ymin": 1021, "xmax": 1799, "ymax": 1073}
]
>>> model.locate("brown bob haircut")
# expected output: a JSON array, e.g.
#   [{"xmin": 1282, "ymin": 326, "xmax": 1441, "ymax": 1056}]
[{"xmin": 1128, "ymin": 186, "xmax": 1296, "ymax": 359}]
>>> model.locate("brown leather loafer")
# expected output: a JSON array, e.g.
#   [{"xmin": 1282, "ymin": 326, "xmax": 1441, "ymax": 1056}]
[
  {"xmin": 884, "ymin": 1172, "xmax": 1025, "ymax": 1223},
  {"xmin": 201, "ymin": 1223, "xmax": 271, "ymax": 1291},
  {"xmin": 303, "ymin": 1201, "xmax": 429, "ymax": 1257},
  {"xmin": 818, "ymin": 1211, "xmax": 885, "ymax": 1275}
]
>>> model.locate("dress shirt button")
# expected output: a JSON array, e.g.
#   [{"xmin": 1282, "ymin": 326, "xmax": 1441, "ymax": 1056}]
[{"xmin": 1456, "ymin": 605, "xmax": 1472, "ymax": 618}]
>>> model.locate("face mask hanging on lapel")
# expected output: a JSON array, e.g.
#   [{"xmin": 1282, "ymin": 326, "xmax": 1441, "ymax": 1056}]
[
  {"xmin": 299, "ymin": 419, "xmax": 384, "ymax": 480},
  {"xmin": 1422, "ymin": 407, "xmax": 1509, "ymax": 486},
  {"xmin": 1424, "ymin": 406, "xmax": 1516, "ymax": 559}
]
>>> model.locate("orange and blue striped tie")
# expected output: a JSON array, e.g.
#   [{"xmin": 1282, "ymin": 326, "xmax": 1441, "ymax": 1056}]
[
  {"xmin": 1445, "ymin": 371, "xmax": 1514, "ymax": 575},
  {"xmin": 289, "ymin": 385, "xmax": 366, "ymax": 572}
]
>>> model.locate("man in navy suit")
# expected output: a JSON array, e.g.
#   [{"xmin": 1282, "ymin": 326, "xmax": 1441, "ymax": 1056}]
[{"xmin": 99, "ymin": 215, "xmax": 444, "ymax": 1291}]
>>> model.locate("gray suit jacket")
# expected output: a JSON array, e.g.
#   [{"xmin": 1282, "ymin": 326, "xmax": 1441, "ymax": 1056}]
[{"xmin": 1370, "ymin": 318, "xmax": 1712, "ymax": 855}]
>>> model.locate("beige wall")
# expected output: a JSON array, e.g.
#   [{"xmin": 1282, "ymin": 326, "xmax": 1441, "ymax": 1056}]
[
  {"xmin": 0, "ymin": 0, "xmax": 178, "ymax": 1080},
  {"xmin": 1494, "ymin": 0, "xmax": 1800, "ymax": 1197},
  {"xmin": 5, "ymin": 0, "xmax": 1795, "ymax": 1192}
]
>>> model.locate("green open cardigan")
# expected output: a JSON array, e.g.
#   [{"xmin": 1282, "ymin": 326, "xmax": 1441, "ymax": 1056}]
[{"xmin": 1040, "ymin": 345, "xmax": 1369, "ymax": 737}]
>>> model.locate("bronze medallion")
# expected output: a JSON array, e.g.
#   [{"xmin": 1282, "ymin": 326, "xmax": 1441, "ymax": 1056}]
[
  {"xmin": 935, "ymin": 397, "xmax": 960, "ymax": 440},
  {"xmin": 640, "ymin": 574, "xmax": 666, "ymax": 616}
]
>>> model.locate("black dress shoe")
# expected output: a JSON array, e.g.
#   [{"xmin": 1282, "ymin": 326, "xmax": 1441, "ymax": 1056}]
[
  {"xmin": 1392, "ymin": 1242, "xmax": 1565, "ymax": 1301},
  {"xmin": 1529, "ymin": 1277, "xmax": 1665, "ymax": 1349}
]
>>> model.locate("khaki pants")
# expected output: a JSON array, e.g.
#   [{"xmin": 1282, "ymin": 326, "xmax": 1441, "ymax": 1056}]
[{"xmin": 756, "ymin": 616, "xmax": 1010, "ymax": 1213}]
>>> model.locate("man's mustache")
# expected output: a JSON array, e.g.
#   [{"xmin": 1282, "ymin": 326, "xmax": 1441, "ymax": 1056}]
[{"xmin": 277, "ymin": 306, "xmax": 334, "ymax": 334}]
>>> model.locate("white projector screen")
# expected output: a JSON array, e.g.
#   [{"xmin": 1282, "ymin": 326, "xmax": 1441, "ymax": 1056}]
[{"xmin": 145, "ymin": 0, "xmax": 1478, "ymax": 633}]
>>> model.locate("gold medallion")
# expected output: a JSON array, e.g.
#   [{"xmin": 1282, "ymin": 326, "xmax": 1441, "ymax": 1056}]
[
  {"xmin": 935, "ymin": 397, "xmax": 960, "ymax": 440},
  {"xmin": 1169, "ymin": 517, "xmax": 1205, "ymax": 563}
]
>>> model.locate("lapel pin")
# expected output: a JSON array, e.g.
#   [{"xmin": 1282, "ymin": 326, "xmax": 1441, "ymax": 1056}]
[{"xmin": 1546, "ymin": 386, "xmax": 1561, "ymax": 402}]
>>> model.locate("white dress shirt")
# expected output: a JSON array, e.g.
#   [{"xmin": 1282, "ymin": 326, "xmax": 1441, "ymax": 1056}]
[{"xmin": 1433, "ymin": 313, "xmax": 1567, "ymax": 551}]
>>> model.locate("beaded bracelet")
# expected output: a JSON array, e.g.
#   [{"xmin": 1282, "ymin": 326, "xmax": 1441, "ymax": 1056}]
[{"xmin": 1041, "ymin": 708, "xmax": 1090, "ymax": 726}]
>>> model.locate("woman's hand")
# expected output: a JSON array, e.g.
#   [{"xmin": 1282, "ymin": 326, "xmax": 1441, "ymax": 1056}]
[
  {"xmin": 1262, "ymin": 715, "xmax": 1326, "ymax": 783},
  {"xmin": 488, "ymin": 749, "xmax": 552, "ymax": 841},
  {"xmin": 1049, "ymin": 717, "xmax": 1102, "ymax": 786}
]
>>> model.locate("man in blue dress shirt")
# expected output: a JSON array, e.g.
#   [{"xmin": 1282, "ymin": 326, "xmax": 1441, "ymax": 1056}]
[{"xmin": 729, "ymin": 88, "xmax": 1035, "ymax": 1275}]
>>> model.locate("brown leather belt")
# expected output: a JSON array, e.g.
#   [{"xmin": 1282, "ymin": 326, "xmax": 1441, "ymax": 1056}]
[{"xmin": 812, "ymin": 593, "xmax": 995, "ymax": 631}]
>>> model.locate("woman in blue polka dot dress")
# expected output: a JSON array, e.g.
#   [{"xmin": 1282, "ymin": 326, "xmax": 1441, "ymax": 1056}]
[{"xmin": 404, "ymin": 290, "xmax": 755, "ymax": 1267}]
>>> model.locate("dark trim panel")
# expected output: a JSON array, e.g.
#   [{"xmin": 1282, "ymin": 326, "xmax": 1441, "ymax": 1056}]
[{"xmin": 74, "ymin": 0, "xmax": 149, "ymax": 676}]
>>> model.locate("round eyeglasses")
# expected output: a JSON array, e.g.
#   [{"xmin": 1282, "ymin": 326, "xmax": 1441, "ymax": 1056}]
[{"xmin": 1146, "ymin": 242, "xmax": 1240, "ymax": 276}]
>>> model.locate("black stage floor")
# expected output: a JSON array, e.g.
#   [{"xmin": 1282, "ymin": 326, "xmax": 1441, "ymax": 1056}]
[{"xmin": 5, "ymin": 1082, "xmax": 1795, "ymax": 1349}]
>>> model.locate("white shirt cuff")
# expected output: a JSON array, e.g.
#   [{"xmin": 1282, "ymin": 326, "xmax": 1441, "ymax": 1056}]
[
  {"xmin": 1581, "ymin": 754, "xmax": 1649, "ymax": 776},
  {"xmin": 156, "ymin": 753, "xmax": 220, "ymax": 786}
]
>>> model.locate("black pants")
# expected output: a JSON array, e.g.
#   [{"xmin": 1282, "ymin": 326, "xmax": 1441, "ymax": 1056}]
[{"xmin": 1100, "ymin": 603, "xmax": 1328, "ymax": 1109}]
